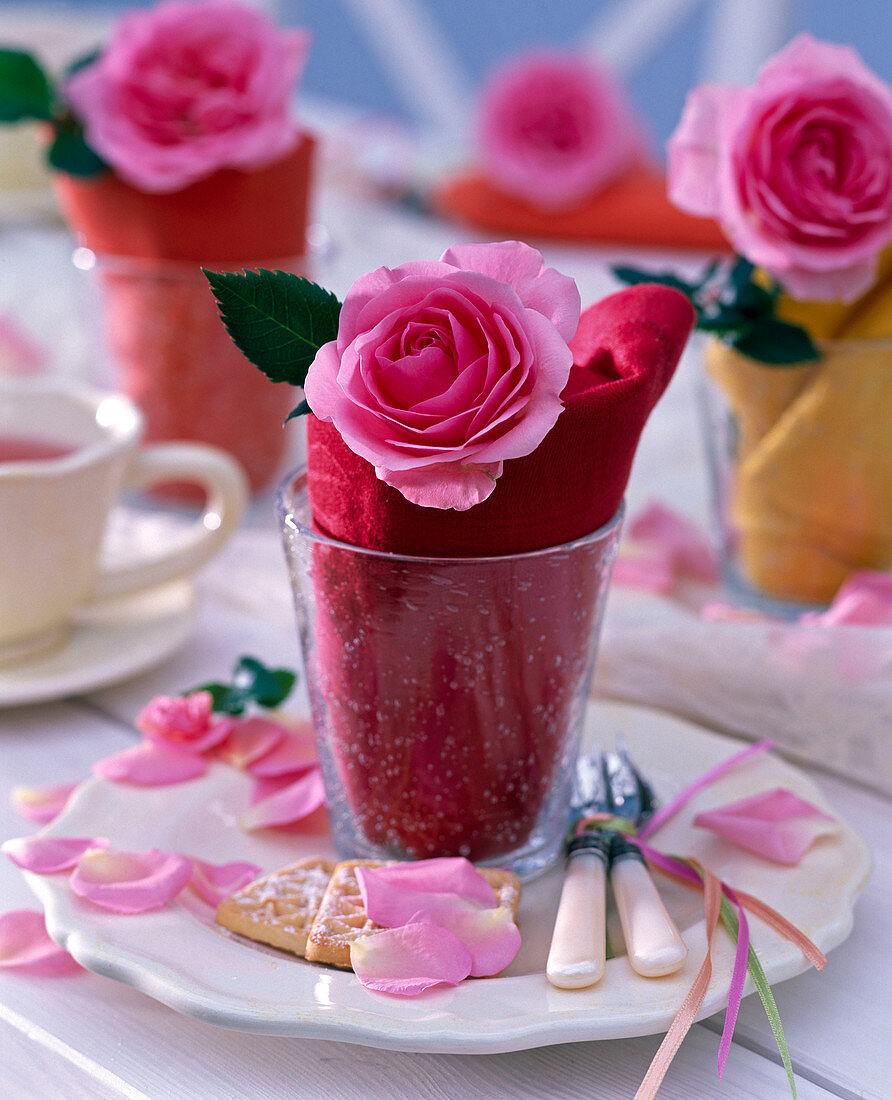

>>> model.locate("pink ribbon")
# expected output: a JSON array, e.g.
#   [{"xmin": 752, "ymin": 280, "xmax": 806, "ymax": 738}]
[
  {"xmin": 625, "ymin": 739, "xmax": 826, "ymax": 1099},
  {"xmin": 637, "ymin": 739, "xmax": 776, "ymax": 840}
]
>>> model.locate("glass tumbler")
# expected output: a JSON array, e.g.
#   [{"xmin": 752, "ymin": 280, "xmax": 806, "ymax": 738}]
[
  {"xmin": 698, "ymin": 335, "xmax": 892, "ymax": 615},
  {"xmin": 278, "ymin": 467, "xmax": 623, "ymax": 878}
]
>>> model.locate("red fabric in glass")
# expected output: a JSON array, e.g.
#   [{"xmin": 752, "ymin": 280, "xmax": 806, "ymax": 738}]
[{"xmin": 307, "ymin": 283, "xmax": 696, "ymax": 554}]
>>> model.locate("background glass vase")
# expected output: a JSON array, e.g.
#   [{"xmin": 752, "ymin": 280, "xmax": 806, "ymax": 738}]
[
  {"xmin": 698, "ymin": 335, "xmax": 892, "ymax": 614},
  {"xmin": 83, "ymin": 251, "xmax": 301, "ymax": 499},
  {"xmin": 279, "ymin": 468, "xmax": 623, "ymax": 878}
]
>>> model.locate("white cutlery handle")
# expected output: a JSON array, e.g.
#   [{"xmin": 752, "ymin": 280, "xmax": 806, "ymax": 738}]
[
  {"xmin": 610, "ymin": 850, "xmax": 688, "ymax": 978},
  {"xmin": 546, "ymin": 843, "xmax": 608, "ymax": 990}
]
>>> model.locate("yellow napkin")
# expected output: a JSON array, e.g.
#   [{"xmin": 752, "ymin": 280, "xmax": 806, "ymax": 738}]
[{"xmin": 708, "ymin": 249, "xmax": 892, "ymax": 603}]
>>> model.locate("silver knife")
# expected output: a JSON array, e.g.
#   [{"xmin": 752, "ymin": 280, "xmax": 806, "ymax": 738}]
[{"xmin": 603, "ymin": 742, "xmax": 688, "ymax": 978}]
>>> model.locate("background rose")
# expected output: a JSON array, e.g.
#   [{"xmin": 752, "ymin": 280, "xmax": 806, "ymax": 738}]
[
  {"xmin": 475, "ymin": 51, "xmax": 644, "ymax": 208},
  {"xmin": 668, "ymin": 34, "xmax": 892, "ymax": 302},
  {"xmin": 64, "ymin": 0, "xmax": 309, "ymax": 193},
  {"xmin": 303, "ymin": 241, "xmax": 581, "ymax": 510}
]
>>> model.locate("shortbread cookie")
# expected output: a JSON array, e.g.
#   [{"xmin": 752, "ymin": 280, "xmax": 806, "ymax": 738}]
[
  {"xmin": 305, "ymin": 860, "xmax": 522, "ymax": 969},
  {"xmin": 215, "ymin": 856, "xmax": 336, "ymax": 956}
]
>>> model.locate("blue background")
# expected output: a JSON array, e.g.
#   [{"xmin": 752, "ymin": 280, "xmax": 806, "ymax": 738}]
[{"xmin": 2, "ymin": 0, "xmax": 890, "ymax": 154}]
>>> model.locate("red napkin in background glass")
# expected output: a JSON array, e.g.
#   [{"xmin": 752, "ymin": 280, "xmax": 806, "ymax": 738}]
[
  {"xmin": 304, "ymin": 285, "xmax": 695, "ymax": 861},
  {"xmin": 51, "ymin": 137, "xmax": 315, "ymax": 493},
  {"xmin": 432, "ymin": 163, "xmax": 729, "ymax": 253}
]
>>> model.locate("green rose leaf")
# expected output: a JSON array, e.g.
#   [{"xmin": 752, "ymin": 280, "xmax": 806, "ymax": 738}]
[
  {"xmin": 731, "ymin": 318, "xmax": 821, "ymax": 365},
  {"xmin": 0, "ymin": 49, "xmax": 54, "ymax": 122},
  {"xmin": 204, "ymin": 268, "xmax": 342, "ymax": 412},
  {"xmin": 611, "ymin": 266, "xmax": 700, "ymax": 299},
  {"xmin": 186, "ymin": 656, "xmax": 297, "ymax": 716},
  {"xmin": 47, "ymin": 127, "xmax": 107, "ymax": 177},
  {"xmin": 613, "ymin": 257, "xmax": 821, "ymax": 367}
]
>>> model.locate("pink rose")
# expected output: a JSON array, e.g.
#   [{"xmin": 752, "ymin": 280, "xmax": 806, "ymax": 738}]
[
  {"xmin": 303, "ymin": 241, "xmax": 581, "ymax": 510},
  {"xmin": 668, "ymin": 34, "xmax": 892, "ymax": 301},
  {"xmin": 475, "ymin": 51, "xmax": 644, "ymax": 208},
  {"xmin": 135, "ymin": 690, "xmax": 229, "ymax": 754},
  {"xmin": 64, "ymin": 0, "xmax": 309, "ymax": 193}
]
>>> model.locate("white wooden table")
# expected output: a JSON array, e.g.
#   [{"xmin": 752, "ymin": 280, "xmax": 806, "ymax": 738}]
[{"xmin": 1, "ymin": 189, "xmax": 888, "ymax": 1099}]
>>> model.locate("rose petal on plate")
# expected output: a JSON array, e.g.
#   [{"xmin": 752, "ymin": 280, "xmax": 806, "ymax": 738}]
[
  {"xmin": 694, "ymin": 788, "xmax": 838, "ymax": 865},
  {"xmin": 188, "ymin": 857, "xmax": 261, "ymax": 907},
  {"xmin": 627, "ymin": 502, "xmax": 718, "ymax": 582},
  {"xmin": 92, "ymin": 742, "xmax": 208, "ymax": 786},
  {"xmin": 239, "ymin": 766, "xmax": 326, "ymax": 831},
  {"xmin": 350, "ymin": 923, "xmax": 472, "ymax": 995},
  {"xmin": 70, "ymin": 848, "xmax": 193, "ymax": 913},
  {"xmin": 215, "ymin": 716, "xmax": 287, "ymax": 769},
  {"xmin": 0, "ymin": 909, "xmax": 80, "ymax": 974},
  {"xmin": 245, "ymin": 721, "xmax": 317, "ymax": 778},
  {"xmin": 2, "ymin": 835, "xmax": 109, "ymax": 874},
  {"xmin": 434, "ymin": 904, "xmax": 521, "ymax": 976},
  {"xmin": 363, "ymin": 857, "xmax": 497, "ymax": 905},
  {"xmin": 357, "ymin": 859, "xmax": 497, "ymax": 928},
  {"xmin": 10, "ymin": 781, "xmax": 80, "ymax": 824}
]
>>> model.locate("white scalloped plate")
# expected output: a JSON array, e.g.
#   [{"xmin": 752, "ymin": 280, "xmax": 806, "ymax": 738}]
[{"xmin": 25, "ymin": 702, "xmax": 870, "ymax": 1053}]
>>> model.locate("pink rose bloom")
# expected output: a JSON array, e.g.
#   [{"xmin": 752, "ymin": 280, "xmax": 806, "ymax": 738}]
[
  {"xmin": 135, "ymin": 690, "xmax": 229, "ymax": 754},
  {"xmin": 475, "ymin": 51, "xmax": 644, "ymax": 208},
  {"xmin": 668, "ymin": 34, "xmax": 892, "ymax": 301},
  {"xmin": 303, "ymin": 241, "xmax": 580, "ymax": 510},
  {"xmin": 64, "ymin": 0, "xmax": 309, "ymax": 193}
]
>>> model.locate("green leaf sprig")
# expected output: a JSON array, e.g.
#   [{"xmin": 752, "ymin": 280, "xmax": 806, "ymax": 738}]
[
  {"xmin": 185, "ymin": 655, "xmax": 296, "ymax": 716},
  {"xmin": 204, "ymin": 268, "xmax": 342, "ymax": 421},
  {"xmin": 0, "ymin": 46, "xmax": 106, "ymax": 177},
  {"xmin": 613, "ymin": 257, "xmax": 821, "ymax": 366}
]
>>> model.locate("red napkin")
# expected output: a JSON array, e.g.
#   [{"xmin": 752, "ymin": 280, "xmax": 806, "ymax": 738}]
[
  {"xmin": 304, "ymin": 285, "xmax": 695, "ymax": 861},
  {"xmin": 51, "ymin": 136, "xmax": 315, "ymax": 494},
  {"xmin": 307, "ymin": 283, "xmax": 696, "ymax": 554},
  {"xmin": 432, "ymin": 163, "xmax": 729, "ymax": 253},
  {"xmin": 51, "ymin": 134, "xmax": 314, "ymax": 263}
]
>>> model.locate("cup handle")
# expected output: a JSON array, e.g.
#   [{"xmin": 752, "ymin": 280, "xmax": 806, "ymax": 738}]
[{"xmin": 92, "ymin": 442, "xmax": 249, "ymax": 600}]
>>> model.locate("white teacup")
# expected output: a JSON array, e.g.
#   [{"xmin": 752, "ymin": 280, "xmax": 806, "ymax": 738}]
[{"xmin": 0, "ymin": 378, "xmax": 249, "ymax": 664}]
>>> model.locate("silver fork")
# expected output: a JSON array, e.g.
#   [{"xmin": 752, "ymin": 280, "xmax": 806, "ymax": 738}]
[
  {"xmin": 603, "ymin": 741, "xmax": 688, "ymax": 977},
  {"xmin": 545, "ymin": 750, "xmax": 612, "ymax": 989}
]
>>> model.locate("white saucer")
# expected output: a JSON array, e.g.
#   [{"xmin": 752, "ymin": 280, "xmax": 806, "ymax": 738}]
[{"xmin": 0, "ymin": 580, "xmax": 195, "ymax": 707}]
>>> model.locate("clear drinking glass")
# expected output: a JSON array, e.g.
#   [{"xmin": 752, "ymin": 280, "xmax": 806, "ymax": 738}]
[
  {"xmin": 697, "ymin": 335, "xmax": 892, "ymax": 616},
  {"xmin": 278, "ymin": 467, "xmax": 622, "ymax": 878}
]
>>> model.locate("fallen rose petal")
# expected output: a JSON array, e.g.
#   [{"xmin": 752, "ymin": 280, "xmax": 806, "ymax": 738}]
[
  {"xmin": 700, "ymin": 602, "xmax": 769, "ymax": 623},
  {"xmin": 627, "ymin": 502, "xmax": 718, "ymax": 582},
  {"xmin": 694, "ymin": 788, "xmax": 838, "ymax": 865},
  {"xmin": 364, "ymin": 858, "xmax": 497, "ymax": 905},
  {"xmin": 245, "ymin": 723, "xmax": 317, "ymax": 778},
  {"xmin": 0, "ymin": 909, "xmax": 80, "ymax": 974},
  {"xmin": 239, "ymin": 766, "xmax": 326, "ymax": 830},
  {"xmin": 93, "ymin": 742, "xmax": 208, "ymax": 786},
  {"xmin": 2, "ymin": 835, "xmax": 109, "ymax": 874},
  {"xmin": 357, "ymin": 859, "xmax": 497, "ymax": 928},
  {"xmin": 612, "ymin": 549, "xmax": 676, "ymax": 593},
  {"xmin": 70, "ymin": 848, "xmax": 193, "ymax": 913},
  {"xmin": 215, "ymin": 715, "xmax": 287, "ymax": 769},
  {"xmin": 801, "ymin": 571, "xmax": 892, "ymax": 627},
  {"xmin": 188, "ymin": 857, "xmax": 261, "ymax": 907},
  {"xmin": 350, "ymin": 923, "xmax": 472, "ymax": 995},
  {"xmin": 436, "ymin": 904, "xmax": 521, "ymax": 976},
  {"xmin": 11, "ymin": 781, "xmax": 80, "ymax": 824}
]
